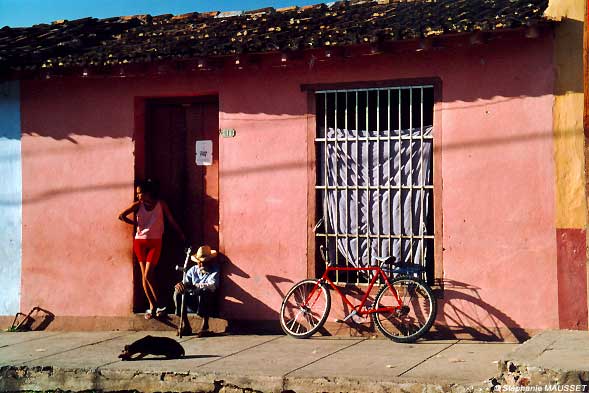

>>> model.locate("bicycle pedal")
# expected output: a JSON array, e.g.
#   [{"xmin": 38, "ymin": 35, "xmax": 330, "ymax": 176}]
[
  {"xmin": 334, "ymin": 318, "xmax": 344, "ymax": 323},
  {"xmin": 351, "ymin": 314, "xmax": 367, "ymax": 324},
  {"xmin": 342, "ymin": 310, "xmax": 357, "ymax": 322}
]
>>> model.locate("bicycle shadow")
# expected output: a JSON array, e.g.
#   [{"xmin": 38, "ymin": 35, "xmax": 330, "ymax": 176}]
[
  {"xmin": 431, "ymin": 279, "xmax": 531, "ymax": 342},
  {"xmin": 271, "ymin": 277, "xmax": 530, "ymax": 341},
  {"xmin": 315, "ymin": 284, "xmax": 377, "ymax": 337},
  {"xmin": 266, "ymin": 274, "xmax": 293, "ymax": 299}
]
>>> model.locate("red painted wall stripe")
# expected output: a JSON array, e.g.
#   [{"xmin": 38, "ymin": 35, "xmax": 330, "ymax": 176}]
[{"xmin": 556, "ymin": 228, "xmax": 588, "ymax": 329}]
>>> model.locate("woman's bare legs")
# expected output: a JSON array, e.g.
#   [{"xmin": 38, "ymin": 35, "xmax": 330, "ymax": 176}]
[{"xmin": 138, "ymin": 261, "xmax": 159, "ymax": 312}]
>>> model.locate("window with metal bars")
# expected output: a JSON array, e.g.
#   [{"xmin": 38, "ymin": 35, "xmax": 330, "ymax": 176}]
[{"xmin": 315, "ymin": 86, "xmax": 435, "ymax": 284}]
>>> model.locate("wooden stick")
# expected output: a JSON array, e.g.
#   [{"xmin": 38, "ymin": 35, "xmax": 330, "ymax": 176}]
[{"xmin": 178, "ymin": 246, "xmax": 192, "ymax": 338}]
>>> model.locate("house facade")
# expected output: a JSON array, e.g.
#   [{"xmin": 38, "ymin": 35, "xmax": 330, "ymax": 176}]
[{"xmin": 0, "ymin": 0, "xmax": 586, "ymax": 340}]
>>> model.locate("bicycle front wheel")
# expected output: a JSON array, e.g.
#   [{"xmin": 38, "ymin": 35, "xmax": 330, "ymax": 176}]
[
  {"xmin": 280, "ymin": 279, "xmax": 331, "ymax": 338},
  {"xmin": 372, "ymin": 276, "xmax": 437, "ymax": 343}
]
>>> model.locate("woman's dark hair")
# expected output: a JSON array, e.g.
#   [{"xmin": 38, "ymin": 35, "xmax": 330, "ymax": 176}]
[{"xmin": 137, "ymin": 178, "xmax": 159, "ymax": 198}]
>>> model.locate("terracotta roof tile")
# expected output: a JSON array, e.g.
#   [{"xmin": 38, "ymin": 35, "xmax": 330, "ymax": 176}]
[
  {"xmin": 0, "ymin": 0, "xmax": 550, "ymax": 73},
  {"xmin": 244, "ymin": 7, "xmax": 276, "ymax": 15},
  {"xmin": 276, "ymin": 6, "xmax": 299, "ymax": 13}
]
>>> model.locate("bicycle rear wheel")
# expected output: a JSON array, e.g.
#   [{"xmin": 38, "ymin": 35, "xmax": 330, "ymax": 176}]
[
  {"xmin": 280, "ymin": 279, "xmax": 331, "ymax": 338},
  {"xmin": 372, "ymin": 276, "xmax": 437, "ymax": 343}
]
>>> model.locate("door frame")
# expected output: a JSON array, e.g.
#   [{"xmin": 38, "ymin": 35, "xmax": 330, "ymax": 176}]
[{"xmin": 132, "ymin": 94, "xmax": 220, "ymax": 312}]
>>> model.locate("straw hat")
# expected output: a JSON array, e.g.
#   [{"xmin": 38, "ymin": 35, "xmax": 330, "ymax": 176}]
[{"xmin": 191, "ymin": 245, "xmax": 218, "ymax": 263}]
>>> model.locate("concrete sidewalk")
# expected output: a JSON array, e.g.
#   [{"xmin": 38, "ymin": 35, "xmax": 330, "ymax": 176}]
[{"xmin": 0, "ymin": 330, "xmax": 588, "ymax": 392}]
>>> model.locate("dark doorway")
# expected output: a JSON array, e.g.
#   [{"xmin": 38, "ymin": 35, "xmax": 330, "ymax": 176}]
[{"xmin": 134, "ymin": 96, "xmax": 219, "ymax": 313}]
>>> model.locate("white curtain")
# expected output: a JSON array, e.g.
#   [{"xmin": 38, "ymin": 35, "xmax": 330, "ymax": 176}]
[{"xmin": 320, "ymin": 126, "xmax": 432, "ymax": 268}]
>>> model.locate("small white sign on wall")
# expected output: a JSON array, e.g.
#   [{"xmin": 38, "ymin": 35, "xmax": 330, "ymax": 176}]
[{"xmin": 195, "ymin": 140, "xmax": 213, "ymax": 166}]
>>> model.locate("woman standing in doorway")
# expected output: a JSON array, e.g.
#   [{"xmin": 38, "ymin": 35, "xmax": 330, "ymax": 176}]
[{"xmin": 118, "ymin": 179, "xmax": 186, "ymax": 319}]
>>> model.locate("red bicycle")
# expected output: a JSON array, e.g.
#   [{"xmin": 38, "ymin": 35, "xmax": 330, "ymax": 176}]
[{"xmin": 279, "ymin": 247, "xmax": 437, "ymax": 343}]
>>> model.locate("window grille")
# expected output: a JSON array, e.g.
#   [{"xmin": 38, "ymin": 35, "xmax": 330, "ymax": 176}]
[{"xmin": 315, "ymin": 86, "xmax": 435, "ymax": 284}]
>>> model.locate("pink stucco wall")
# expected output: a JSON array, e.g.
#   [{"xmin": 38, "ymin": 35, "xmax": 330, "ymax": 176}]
[
  {"xmin": 20, "ymin": 34, "xmax": 557, "ymax": 333},
  {"xmin": 438, "ymin": 47, "xmax": 558, "ymax": 334}
]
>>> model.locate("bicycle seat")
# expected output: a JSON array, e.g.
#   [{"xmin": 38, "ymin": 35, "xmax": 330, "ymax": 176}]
[
  {"xmin": 376, "ymin": 256, "xmax": 425, "ymax": 276},
  {"xmin": 382, "ymin": 263, "xmax": 425, "ymax": 276}
]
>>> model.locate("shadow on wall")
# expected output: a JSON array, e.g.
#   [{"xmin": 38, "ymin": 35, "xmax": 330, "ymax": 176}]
[
  {"xmin": 266, "ymin": 274, "xmax": 294, "ymax": 300},
  {"xmin": 217, "ymin": 253, "xmax": 284, "ymax": 334},
  {"xmin": 5, "ymin": 125, "xmax": 582, "ymax": 207},
  {"xmin": 0, "ymin": 181, "xmax": 132, "ymax": 206},
  {"xmin": 275, "ymin": 278, "xmax": 534, "ymax": 341},
  {"xmin": 8, "ymin": 306, "xmax": 55, "ymax": 332},
  {"xmin": 257, "ymin": 277, "xmax": 531, "ymax": 341},
  {"xmin": 552, "ymin": 17, "xmax": 584, "ymax": 97},
  {"xmin": 433, "ymin": 279, "xmax": 531, "ymax": 343},
  {"xmin": 0, "ymin": 125, "xmax": 579, "ymax": 210},
  {"xmin": 2, "ymin": 127, "xmax": 575, "ymax": 209},
  {"xmin": 16, "ymin": 31, "xmax": 569, "ymax": 143}
]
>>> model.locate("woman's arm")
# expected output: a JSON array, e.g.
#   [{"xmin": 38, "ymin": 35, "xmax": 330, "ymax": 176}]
[
  {"xmin": 160, "ymin": 201, "xmax": 186, "ymax": 242},
  {"xmin": 118, "ymin": 201, "xmax": 140, "ymax": 226}
]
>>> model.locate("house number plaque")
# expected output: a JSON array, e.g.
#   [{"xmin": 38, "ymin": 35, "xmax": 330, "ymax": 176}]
[{"xmin": 219, "ymin": 128, "xmax": 236, "ymax": 138}]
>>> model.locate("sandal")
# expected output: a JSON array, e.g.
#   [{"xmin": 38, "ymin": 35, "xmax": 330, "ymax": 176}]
[
  {"xmin": 144, "ymin": 309, "xmax": 154, "ymax": 320},
  {"xmin": 156, "ymin": 307, "xmax": 167, "ymax": 318}
]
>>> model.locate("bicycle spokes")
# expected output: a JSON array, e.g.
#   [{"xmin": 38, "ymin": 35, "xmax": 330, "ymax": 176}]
[
  {"xmin": 280, "ymin": 279, "xmax": 331, "ymax": 338},
  {"xmin": 372, "ymin": 277, "xmax": 437, "ymax": 343}
]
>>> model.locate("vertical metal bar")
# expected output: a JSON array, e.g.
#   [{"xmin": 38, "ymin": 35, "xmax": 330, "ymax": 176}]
[
  {"xmin": 324, "ymin": 93, "xmax": 329, "ymax": 274},
  {"xmin": 409, "ymin": 88, "xmax": 414, "ymax": 266},
  {"xmin": 355, "ymin": 91, "xmax": 360, "ymax": 281},
  {"xmin": 376, "ymin": 91, "xmax": 380, "ymax": 266},
  {"xmin": 397, "ymin": 89, "xmax": 402, "ymax": 265},
  {"xmin": 345, "ymin": 92, "xmax": 349, "ymax": 282},
  {"xmin": 334, "ymin": 92, "xmax": 339, "ymax": 279},
  {"xmin": 387, "ymin": 89, "xmax": 392, "ymax": 259},
  {"xmin": 419, "ymin": 87, "xmax": 425, "ymax": 272}
]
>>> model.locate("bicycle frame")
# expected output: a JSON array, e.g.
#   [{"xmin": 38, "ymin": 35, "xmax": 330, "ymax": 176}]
[
  {"xmin": 306, "ymin": 265, "xmax": 403, "ymax": 317},
  {"xmin": 280, "ymin": 244, "xmax": 436, "ymax": 341}
]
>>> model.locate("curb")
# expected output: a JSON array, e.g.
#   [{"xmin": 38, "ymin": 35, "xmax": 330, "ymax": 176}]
[{"xmin": 0, "ymin": 365, "xmax": 493, "ymax": 393}]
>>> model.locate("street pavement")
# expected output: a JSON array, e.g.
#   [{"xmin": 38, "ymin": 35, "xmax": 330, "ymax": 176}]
[{"xmin": 1, "ymin": 330, "xmax": 588, "ymax": 392}]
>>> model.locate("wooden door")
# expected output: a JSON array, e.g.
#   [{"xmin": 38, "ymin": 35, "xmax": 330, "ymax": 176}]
[{"xmin": 137, "ymin": 98, "xmax": 219, "ymax": 312}]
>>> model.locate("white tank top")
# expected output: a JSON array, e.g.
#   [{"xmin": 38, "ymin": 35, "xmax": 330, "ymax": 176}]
[{"xmin": 135, "ymin": 201, "xmax": 164, "ymax": 239}]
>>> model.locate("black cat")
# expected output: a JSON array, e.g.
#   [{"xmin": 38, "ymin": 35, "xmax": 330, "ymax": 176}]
[{"xmin": 118, "ymin": 335, "xmax": 185, "ymax": 360}]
